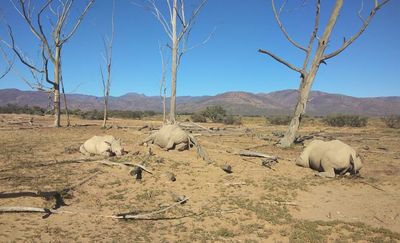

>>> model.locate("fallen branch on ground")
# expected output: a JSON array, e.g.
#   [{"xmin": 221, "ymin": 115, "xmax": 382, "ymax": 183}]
[
  {"xmin": 114, "ymin": 196, "xmax": 190, "ymax": 219},
  {"xmin": 0, "ymin": 196, "xmax": 190, "ymax": 220},
  {"xmin": 226, "ymin": 148, "xmax": 277, "ymax": 160}
]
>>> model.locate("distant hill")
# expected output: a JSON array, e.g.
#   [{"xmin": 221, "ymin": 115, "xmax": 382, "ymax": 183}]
[{"xmin": 1, "ymin": 88, "xmax": 400, "ymax": 116}]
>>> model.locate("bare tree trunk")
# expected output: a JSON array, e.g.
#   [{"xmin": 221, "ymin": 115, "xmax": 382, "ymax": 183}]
[
  {"xmin": 278, "ymin": 0, "xmax": 343, "ymax": 147},
  {"xmin": 102, "ymin": 95, "xmax": 108, "ymax": 128},
  {"xmin": 61, "ymin": 77, "xmax": 70, "ymax": 127},
  {"xmin": 169, "ymin": 0, "xmax": 178, "ymax": 124},
  {"xmin": 53, "ymin": 46, "xmax": 61, "ymax": 127}
]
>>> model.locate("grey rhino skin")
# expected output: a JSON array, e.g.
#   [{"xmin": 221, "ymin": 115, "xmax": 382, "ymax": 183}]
[
  {"xmin": 142, "ymin": 124, "xmax": 190, "ymax": 151},
  {"xmin": 80, "ymin": 135, "xmax": 124, "ymax": 156},
  {"xmin": 296, "ymin": 139, "xmax": 363, "ymax": 178}
]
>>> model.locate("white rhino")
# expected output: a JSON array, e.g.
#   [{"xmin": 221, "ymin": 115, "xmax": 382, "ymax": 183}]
[
  {"xmin": 80, "ymin": 135, "xmax": 124, "ymax": 156},
  {"xmin": 296, "ymin": 139, "xmax": 363, "ymax": 178},
  {"xmin": 142, "ymin": 124, "xmax": 190, "ymax": 151}
]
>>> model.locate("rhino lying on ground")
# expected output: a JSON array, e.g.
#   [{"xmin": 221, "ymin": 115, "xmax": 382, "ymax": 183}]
[
  {"xmin": 141, "ymin": 124, "xmax": 190, "ymax": 151},
  {"xmin": 296, "ymin": 139, "xmax": 363, "ymax": 178},
  {"xmin": 80, "ymin": 135, "xmax": 124, "ymax": 156}
]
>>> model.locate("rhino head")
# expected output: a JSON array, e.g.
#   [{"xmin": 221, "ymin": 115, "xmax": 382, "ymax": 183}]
[
  {"xmin": 350, "ymin": 154, "xmax": 364, "ymax": 174},
  {"xmin": 110, "ymin": 138, "xmax": 125, "ymax": 156}
]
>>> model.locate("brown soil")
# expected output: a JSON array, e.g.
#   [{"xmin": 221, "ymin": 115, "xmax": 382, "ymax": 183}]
[{"xmin": 0, "ymin": 114, "xmax": 399, "ymax": 242}]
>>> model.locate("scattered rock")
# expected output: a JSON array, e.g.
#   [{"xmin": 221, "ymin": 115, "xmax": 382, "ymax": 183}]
[
  {"xmin": 130, "ymin": 166, "xmax": 142, "ymax": 181},
  {"xmin": 170, "ymin": 193, "xmax": 187, "ymax": 204},
  {"xmin": 220, "ymin": 164, "xmax": 232, "ymax": 174},
  {"xmin": 362, "ymin": 145, "xmax": 370, "ymax": 150},
  {"xmin": 261, "ymin": 158, "xmax": 279, "ymax": 169},
  {"xmin": 162, "ymin": 171, "xmax": 176, "ymax": 182},
  {"xmin": 64, "ymin": 145, "xmax": 80, "ymax": 154}
]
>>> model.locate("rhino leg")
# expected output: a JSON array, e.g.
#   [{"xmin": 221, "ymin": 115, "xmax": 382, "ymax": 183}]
[
  {"xmin": 164, "ymin": 140, "xmax": 175, "ymax": 151},
  {"xmin": 141, "ymin": 134, "xmax": 156, "ymax": 145},
  {"xmin": 79, "ymin": 145, "xmax": 90, "ymax": 156},
  {"xmin": 317, "ymin": 159, "xmax": 336, "ymax": 178},
  {"xmin": 175, "ymin": 142, "xmax": 188, "ymax": 151}
]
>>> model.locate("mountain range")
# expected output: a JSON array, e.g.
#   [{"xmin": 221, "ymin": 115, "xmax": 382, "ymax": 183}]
[{"xmin": 1, "ymin": 88, "xmax": 400, "ymax": 116}]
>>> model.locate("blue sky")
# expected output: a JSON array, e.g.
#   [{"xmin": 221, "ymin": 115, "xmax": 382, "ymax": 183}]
[{"xmin": 0, "ymin": 0, "xmax": 399, "ymax": 98}]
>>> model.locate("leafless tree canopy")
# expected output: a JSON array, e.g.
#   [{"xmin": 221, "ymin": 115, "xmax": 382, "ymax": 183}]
[
  {"xmin": 145, "ymin": 0, "xmax": 212, "ymax": 123},
  {"xmin": 259, "ymin": 0, "xmax": 390, "ymax": 147},
  {"xmin": 100, "ymin": 0, "xmax": 115, "ymax": 128},
  {"xmin": 6, "ymin": 0, "xmax": 95, "ymax": 127}
]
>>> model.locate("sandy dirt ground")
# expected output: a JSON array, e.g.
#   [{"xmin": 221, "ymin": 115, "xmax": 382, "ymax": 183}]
[{"xmin": 0, "ymin": 114, "xmax": 399, "ymax": 242}]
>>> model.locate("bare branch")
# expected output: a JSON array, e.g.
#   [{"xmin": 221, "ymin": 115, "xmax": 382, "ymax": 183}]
[
  {"xmin": 177, "ymin": 0, "xmax": 206, "ymax": 42},
  {"xmin": 60, "ymin": 0, "xmax": 95, "ymax": 44},
  {"xmin": 6, "ymin": 25, "xmax": 44, "ymax": 73},
  {"xmin": 271, "ymin": 0, "xmax": 307, "ymax": 52},
  {"xmin": 148, "ymin": 0, "xmax": 173, "ymax": 40},
  {"xmin": 36, "ymin": 0, "xmax": 56, "ymax": 63},
  {"xmin": 358, "ymin": 0, "xmax": 366, "ymax": 24},
  {"xmin": 323, "ymin": 0, "xmax": 390, "ymax": 61},
  {"xmin": 0, "ymin": 45, "xmax": 14, "ymax": 79},
  {"xmin": 302, "ymin": 0, "xmax": 320, "ymax": 69},
  {"xmin": 258, "ymin": 48, "xmax": 303, "ymax": 74}
]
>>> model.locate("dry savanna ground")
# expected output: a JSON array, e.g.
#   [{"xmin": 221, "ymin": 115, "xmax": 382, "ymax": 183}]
[{"xmin": 0, "ymin": 114, "xmax": 399, "ymax": 242}]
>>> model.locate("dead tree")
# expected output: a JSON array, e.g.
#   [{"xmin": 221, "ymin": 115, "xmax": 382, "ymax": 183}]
[
  {"xmin": 8, "ymin": 0, "xmax": 95, "ymax": 127},
  {"xmin": 147, "ymin": 0, "xmax": 211, "ymax": 124},
  {"xmin": 259, "ymin": 0, "xmax": 390, "ymax": 147},
  {"xmin": 100, "ymin": 0, "xmax": 115, "ymax": 128},
  {"xmin": 159, "ymin": 43, "xmax": 167, "ymax": 124}
]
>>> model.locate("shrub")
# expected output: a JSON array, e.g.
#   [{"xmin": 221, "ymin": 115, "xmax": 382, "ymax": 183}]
[
  {"xmin": 266, "ymin": 116, "xmax": 291, "ymax": 125},
  {"xmin": 201, "ymin": 106, "xmax": 226, "ymax": 122},
  {"xmin": 190, "ymin": 112, "xmax": 207, "ymax": 123},
  {"xmin": 323, "ymin": 114, "xmax": 367, "ymax": 127},
  {"xmin": 80, "ymin": 109, "xmax": 103, "ymax": 120},
  {"xmin": 382, "ymin": 115, "xmax": 400, "ymax": 129},
  {"xmin": 223, "ymin": 115, "xmax": 242, "ymax": 125},
  {"xmin": 0, "ymin": 104, "xmax": 46, "ymax": 115}
]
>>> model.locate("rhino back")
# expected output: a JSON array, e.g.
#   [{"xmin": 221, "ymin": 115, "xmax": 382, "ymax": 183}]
[
  {"xmin": 83, "ymin": 136, "xmax": 110, "ymax": 154},
  {"xmin": 154, "ymin": 125, "xmax": 188, "ymax": 147}
]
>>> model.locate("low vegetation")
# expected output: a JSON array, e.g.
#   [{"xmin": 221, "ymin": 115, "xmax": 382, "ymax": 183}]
[
  {"xmin": 191, "ymin": 106, "xmax": 242, "ymax": 125},
  {"xmin": 266, "ymin": 116, "xmax": 292, "ymax": 125},
  {"xmin": 190, "ymin": 112, "xmax": 207, "ymax": 123},
  {"xmin": 382, "ymin": 115, "xmax": 400, "ymax": 129},
  {"xmin": 323, "ymin": 114, "xmax": 368, "ymax": 127},
  {"xmin": 76, "ymin": 109, "xmax": 158, "ymax": 120},
  {"xmin": 0, "ymin": 104, "xmax": 48, "ymax": 116}
]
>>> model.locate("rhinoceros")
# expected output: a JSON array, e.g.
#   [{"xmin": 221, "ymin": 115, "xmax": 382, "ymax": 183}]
[
  {"xmin": 141, "ymin": 124, "xmax": 190, "ymax": 151},
  {"xmin": 80, "ymin": 135, "xmax": 124, "ymax": 156},
  {"xmin": 296, "ymin": 139, "xmax": 363, "ymax": 178}
]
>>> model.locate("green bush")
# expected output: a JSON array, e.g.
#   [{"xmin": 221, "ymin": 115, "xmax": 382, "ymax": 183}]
[
  {"xmin": 223, "ymin": 115, "xmax": 242, "ymax": 125},
  {"xmin": 323, "ymin": 114, "xmax": 367, "ymax": 127},
  {"xmin": 190, "ymin": 112, "xmax": 207, "ymax": 123},
  {"xmin": 382, "ymin": 115, "xmax": 400, "ymax": 129},
  {"xmin": 201, "ymin": 106, "xmax": 226, "ymax": 122},
  {"xmin": 266, "ymin": 116, "xmax": 291, "ymax": 125}
]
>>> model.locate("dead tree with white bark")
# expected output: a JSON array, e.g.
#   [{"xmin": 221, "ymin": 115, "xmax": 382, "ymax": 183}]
[
  {"xmin": 146, "ymin": 0, "xmax": 211, "ymax": 124},
  {"xmin": 100, "ymin": 0, "xmax": 115, "ymax": 128},
  {"xmin": 7, "ymin": 0, "xmax": 95, "ymax": 127},
  {"xmin": 159, "ymin": 43, "xmax": 167, "ymax": 124},
  {"xmin": 259, "ymin": 0, "xmax": 390, "ymax": 147}
]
